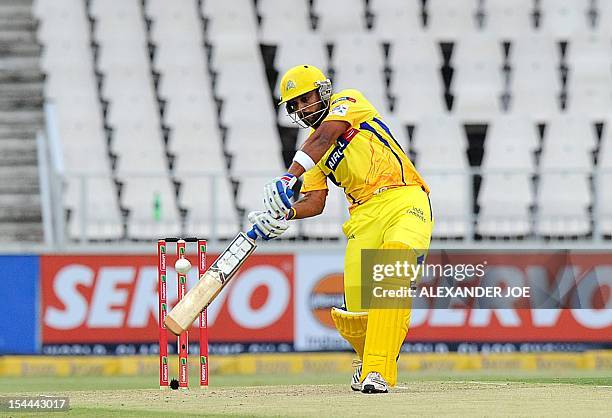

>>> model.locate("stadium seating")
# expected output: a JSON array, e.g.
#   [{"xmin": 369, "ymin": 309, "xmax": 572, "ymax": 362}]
[
  {"xmin": 594, "ymin": 0, "xmax": 612, "ymax": 35},
  {"xmin": 565, "ymin": 34, "xmax": 612, "ymax": 118},
  {"xmin": 259, "ymin": 0, "xmax": 312, "ymax": 44},
  {"xmin": 599, "ymin": 121, "xmax": 612, "ymax": 236},
  {"xmin": 481, "ymin": 0, "xmax": 536, "ymax": 37},
  {"xmin": 508, "ymin": 35, "xmax": 562, "ymax": 118},
  {"xmin": 35, "ymin": 0, "xmax": 122, "ymax": 240},
  {"xmin": 34, "ymin": 0, "xmax": 612, "ymax": 243},
  {"xmin": 476, "ymin": 115, "xmax": 537, "ymax": 237},
  {"xmin": 413, "ymin": 116, "xmax": 470, "ymax": 238},
  {"xmin": 312, "ymin": 0, "xmax": 368, "ymax": 41},
  {"xmin": 426, "ymin": 0, "xmax": 479, "ymax": 39},
  {"xmin": 538, "ymin": 0, "xmax": 592, "ymax": 37},
  {"xmin": 389, "ymin": 35, "xmax": 446, "ymax": 122},
  {"xmin": 451, "ymin": 34, "xmax": 505, "ymax": 119},
  {"xmin": 331, "ymin": 34, "xmax": 388, "ymax": 112},
  {"xmin": 536, "ymin": 116, "xmax": 595, "ymax": 237},
  {"xmin": 369, "ymin": 0, "xmax": 423, "ymax": 40}
]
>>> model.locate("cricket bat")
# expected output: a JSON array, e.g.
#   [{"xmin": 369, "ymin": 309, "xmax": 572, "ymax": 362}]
[{"xmin": 164, "ymin": 230, "xmax": 258, "ymax": 336}]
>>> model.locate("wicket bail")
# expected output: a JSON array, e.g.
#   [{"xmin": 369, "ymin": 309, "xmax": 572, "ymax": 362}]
[{"xmin": 157, "ymin": 237, "xmax": 209, "ymax": 389}]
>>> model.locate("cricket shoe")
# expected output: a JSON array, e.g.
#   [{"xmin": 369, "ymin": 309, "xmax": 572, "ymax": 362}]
[
  {"xmin": 361, "ymin": 372, "xmax": 389, "ymax": 394},
  {"xmin": 351, "ymin": 359, "xmax": 362, "ymax": 391}
]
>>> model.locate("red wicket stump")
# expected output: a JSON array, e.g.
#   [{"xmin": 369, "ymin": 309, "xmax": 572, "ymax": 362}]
[{"xmin": 157, "ymin": 237, "xmax": 209, "ymax": 389}]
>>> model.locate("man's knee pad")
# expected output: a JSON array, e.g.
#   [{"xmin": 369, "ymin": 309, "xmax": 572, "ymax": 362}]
[{"xmin": 330, "ymin": 307, "xmax": 368, "ymax": 360}]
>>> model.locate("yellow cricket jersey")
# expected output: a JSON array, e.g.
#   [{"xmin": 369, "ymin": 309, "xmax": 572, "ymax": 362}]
[{"xmin": 301, "ymin": 89, "xmax": 429, "ymax": 211}]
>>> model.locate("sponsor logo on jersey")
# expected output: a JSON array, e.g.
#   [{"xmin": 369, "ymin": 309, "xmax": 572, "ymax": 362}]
[
  {"xmin": 325, "ymin": 142, "xmax": 347, "ymax": 170},
  {"xmin": 325, "ymin": 129, "xmax": 359, "ymax": 171},
  {"xmin": 407, "ymin": 207, "xmax": 426, "ymax": 223},
  {"xmin": 330, "ymin": 104, "xmax": 349, "ymax": 116},
  {"xmin": 331, "ymin": 96, "xmax": 357, "ymax": 105}
]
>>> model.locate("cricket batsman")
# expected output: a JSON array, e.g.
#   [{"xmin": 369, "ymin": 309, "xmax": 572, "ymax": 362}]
[{"xmin": 247, "ymin": 65, "xmax": 434, "ymax": 393}]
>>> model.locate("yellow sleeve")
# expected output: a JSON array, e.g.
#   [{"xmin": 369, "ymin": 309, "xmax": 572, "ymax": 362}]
[
  {"xmin": 301, "ymin": 165, "xmax": 328, "ymax": 192},
  {"xmin": 323, "ymin": 90, "xmax": 376, "ymax": 128}
]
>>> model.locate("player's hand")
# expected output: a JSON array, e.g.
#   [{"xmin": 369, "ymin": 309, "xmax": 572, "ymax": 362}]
[
  {"xmin": 248, "ymin": 210, "xmax": 289, "ymax": 241},
  {"xmin": 263, "ymin": 173, "xmax": 297, "ymax": 219}
]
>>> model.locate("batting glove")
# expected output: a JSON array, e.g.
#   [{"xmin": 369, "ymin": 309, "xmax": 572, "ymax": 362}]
[
  {"xmin": 248, "ymin": 210, "xmax": 289, "ymax": 241},
  {"xmin": 263, "ymin": 173, "xmax": 297, "ymax": 219}
]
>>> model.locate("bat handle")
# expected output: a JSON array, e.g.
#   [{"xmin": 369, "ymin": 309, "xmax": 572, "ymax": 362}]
[{"xmin": 246, "ymin": 227, "xmax": 258, "ymax": 241}]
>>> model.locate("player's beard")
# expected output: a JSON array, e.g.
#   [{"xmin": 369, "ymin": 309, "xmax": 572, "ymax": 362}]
[{"xmin": 288, "ymin": 100, "xmax": 328, "ymax": 128}]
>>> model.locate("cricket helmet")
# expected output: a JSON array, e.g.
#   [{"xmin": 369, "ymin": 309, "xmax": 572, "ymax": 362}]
[
  {"xmin": 278, "ymin": 65, "xmax": 332, "ymax": 127},
  {"xmin": 278, "ymin": 65, "xmax": 332, "ymax": 105}
]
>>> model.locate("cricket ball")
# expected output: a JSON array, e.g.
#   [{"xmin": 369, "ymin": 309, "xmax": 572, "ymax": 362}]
[{"xmin": 174, "ymin": 258, "xmax": 191, "ymax": 274}]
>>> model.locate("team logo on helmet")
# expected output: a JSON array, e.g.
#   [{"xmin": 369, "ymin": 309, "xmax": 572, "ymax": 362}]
[{"xmin": 285, "ymin": 80, "xmax": 296, "ymax": 91}]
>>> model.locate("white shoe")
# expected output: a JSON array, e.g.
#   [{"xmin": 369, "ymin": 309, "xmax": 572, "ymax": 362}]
[
  {"xmin": 361, "ymin": 372, "xmax": 389, "ymax": 394},
  {"xmin": 351, "ymin": 360, "xmax": 362, "ymax": 391}
]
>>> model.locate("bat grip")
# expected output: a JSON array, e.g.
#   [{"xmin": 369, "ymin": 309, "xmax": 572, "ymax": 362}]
[{"xmin": 246, "ymin": 227, "xmax": 258, "ymax": 240}]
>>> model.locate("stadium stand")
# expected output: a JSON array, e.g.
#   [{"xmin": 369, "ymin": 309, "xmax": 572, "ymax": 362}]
[
  {"xmin": 413, "ymin": 115, "xmax": 469, "ymax": 238},
  {"xmin": 0, "ymin": 0, "xmax": 43, "ymax": 242},
  {"xmin": 388, "ymin": 35, "xmax": 446, "ymax": 121},
  {"xmin": 476, "ymin": 115, "xmax": 537, "ymax": 238},
  {"xmin": 20, "ymin": 0, "xmax": 611, "ymax": 243}
]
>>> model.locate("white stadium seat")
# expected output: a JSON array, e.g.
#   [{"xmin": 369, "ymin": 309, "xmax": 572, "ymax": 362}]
[
  {"xmin": 477, "ymin": 174, "xmax": 533, "ymax": 237},
  {"xmin": 594, "ymin": 0, "xmax": 612, "ymax": 35},
  {"xmin": 426, "ymin": 0, "xmax": 479, "ymax": 40},
  {"xmin": 146, "ymin": 0, "xmax": 203, "ymax": 44},
  {"xmin": 389, "ymin": 35, "xmax": 446, "ymax": 122},
  {"xmin": 485, "ymin": 115, "xmax": 540, "ymax": 154},
  {"xmin": 225, "ymin": 125, "xmax": 285, "ymax": 177},
  {"xmin": 540, "ymin": 115, "xmax": 597, "ymax": 169},
  {"xmin": 565, "ymin": 35, "xmax": 612, "ymax": 118},
  {"xmin": 331, "ymin": 34, "xmax": 388, "ymax": 112},
  {"xmin": 369, "ymin": 0, "xmax": 423, "ymax": 41},
  {"xmin": 312, "ymin": 0, "xmax": 368, "ymax": 41},
  {"xmin": 65, "ymin": 176, "xmax": 122, "ymax": 240},
  {"xmin": 203, "ymin": 0, "xmax": 258, "ymax": 42},
  {"xmin": 509, "ymin": 35, "xmax": 562, "ymax": 118},
  {"xmin": 122, "ymin": 177, "xmax": 181, "ymax": 240},
  {"xmin": 477, "ymin": 115, "xmax": 537, "ymax": 236},
  {"xmin": 111, "ymin": 122, "xmax": 167, "ymax": 174},
  {"xmin": 481, "ymin": 0, "xmax": 536, "ymax": 37},
  {"xmin": 537, "ymin": 117, "xmax": 593, "ymax": 237},
  {"xmin": 413, "ymin": 116, "xmax": 470, "ymax": 238},
  {"xmin": 452, "ymin": 35, "xmax": 505, "ymax": 119},
  {"xmin": 170, "ymin": 122, "xmax": 225, "ymax": 175},
  {"xmin": 180, "ymin": 175, "xmax": 239, "ymax": 239},
  {"xmin": 258, "ymin": 0, "xmax": 311, "ymax": 44},
  {"xmin": 536, "ymin": 173, "xmax": 591, "ymax": 236},
  {"xmin": 539, "ymin": 0, "xmax": 592, "ymax": 37}
]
